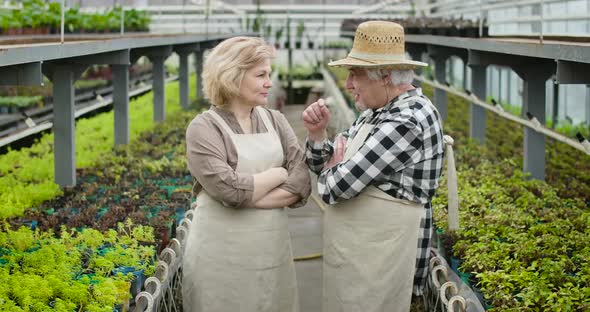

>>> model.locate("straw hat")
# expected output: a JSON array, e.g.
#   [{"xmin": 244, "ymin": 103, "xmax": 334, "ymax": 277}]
[{"xmin": 328, "ymin": 20, "xmax": 427, "ymax": 69}]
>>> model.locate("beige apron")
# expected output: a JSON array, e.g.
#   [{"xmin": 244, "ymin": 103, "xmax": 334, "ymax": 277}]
[
  {"xmin": 323, "ymin": 98, "xmax": 437, "ymax": 312},
  {"xmin": 183, "ymin": 106, "xmax": 299, "ymax": 312}
]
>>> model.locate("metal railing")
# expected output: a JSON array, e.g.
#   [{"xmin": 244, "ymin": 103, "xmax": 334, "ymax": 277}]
[{"xmin": 134, "ymin": 205, "xmax": 194, "ymax": 312}]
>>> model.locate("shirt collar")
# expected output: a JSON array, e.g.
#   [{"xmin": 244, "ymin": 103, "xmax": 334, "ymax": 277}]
[{"xmin": 373, "ymin": 87, "xmax": 422, "ymax": 114}]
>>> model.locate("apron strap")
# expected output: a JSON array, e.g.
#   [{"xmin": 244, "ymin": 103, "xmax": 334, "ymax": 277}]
[
  {"xmin": 207, "ymin": 110, "xmax": 236, "ymax": 135},
  {"xmin": 422, "ymin": 97, "xmax": 460, "ymax": 231},
  {"xmin": 256, "ymin": 106, "xmax": 276, "ymax": 135}
]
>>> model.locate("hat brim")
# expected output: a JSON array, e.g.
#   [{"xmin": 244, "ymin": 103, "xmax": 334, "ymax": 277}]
[{"xmin": 328, "ymin": 57, "xmax": 428, "ymax": 70}]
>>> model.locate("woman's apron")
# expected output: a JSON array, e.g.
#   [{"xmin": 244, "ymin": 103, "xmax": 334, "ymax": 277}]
[
  {"xmin": 323, "ymin": 98, "xmax": 438, "ymax": 312},
  {"xmin": 183, "ymin": 106, "xmax": 299, "ymax": 312}
]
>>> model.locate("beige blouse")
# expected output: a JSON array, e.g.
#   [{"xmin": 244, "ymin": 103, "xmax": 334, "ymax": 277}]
[{"xmin": 186, "ymin": 106, "xmax": 311, "ymax": 209}]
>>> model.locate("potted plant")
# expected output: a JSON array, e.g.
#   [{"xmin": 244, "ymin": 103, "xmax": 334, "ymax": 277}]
[
  {"xmin": 306, "ymin": 33, "xmax": 314, "ymax": 49},
  {"xmin": 295, "ymin": 20, "xmax": 305, "ymax": 49},
  {"xmin": 274, "ymin": 26, "xmax": 284, "ymax": 49},
  {"xmin": 264, "ymin": 24, "xmax": 272, "ymax": 44}
]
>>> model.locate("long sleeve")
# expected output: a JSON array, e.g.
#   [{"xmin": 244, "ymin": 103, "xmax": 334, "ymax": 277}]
[
  {"xmin": 272, "ymin": 111, "xmax": 312, "ymax": 208},
  {"xmin": 186, "ymin": 116, "xmax": 254, "ymax": 208},
  {"xmin": 305, "ymin": 138, "xmax": 334, "ymax": 175},
  {"xmin": 304, "ymin": 114, "xmax": 367, "ymax": 175},
  {"xmin": 317, "ymin": 112, "xmax": 424, "ymax": 205}
]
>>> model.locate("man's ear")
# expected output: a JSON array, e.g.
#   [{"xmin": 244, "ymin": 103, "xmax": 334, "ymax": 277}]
[{"xmin": 380, "ymin": 72, "xmax": 390, "ymax": 86}]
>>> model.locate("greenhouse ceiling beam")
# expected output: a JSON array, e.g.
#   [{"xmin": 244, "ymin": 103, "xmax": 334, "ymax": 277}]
[
  {"xmin": 556, "ymin": 60, "xmax": 590, "ymax": 85},
  {"xmin": 353, "ymin": 0, "xmax": 407, "ymax": 15},
  {"xmin": 0, "ymin": 62, "xmax": 43, "ymax": 86},
  {"xmin": 138, "ymin": 4, "xmax": 365, "ymax": 14}
]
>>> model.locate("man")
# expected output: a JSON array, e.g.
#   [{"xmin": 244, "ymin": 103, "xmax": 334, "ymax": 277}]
[{"xmin": 303, "ymin": 21, "xmax": 445, "ymax": 311}]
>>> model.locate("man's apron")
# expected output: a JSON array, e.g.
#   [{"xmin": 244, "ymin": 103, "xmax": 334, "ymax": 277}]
[
  {"xmin": 323, "ymin": 98, "xmax": 440, "ymax": 312},
  {"xmin": 183, "ymin": 106, "xmax": 299, "ymax": 312}
]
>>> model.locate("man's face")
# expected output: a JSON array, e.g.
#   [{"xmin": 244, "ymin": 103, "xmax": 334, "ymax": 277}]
[{"xmin": 345, "ymin": 68, "xmax": 384, "ymax": 110}]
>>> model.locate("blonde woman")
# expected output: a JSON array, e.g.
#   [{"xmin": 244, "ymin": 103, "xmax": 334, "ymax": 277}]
[{"xmin": 182, "ymin": 36, "xmax": 310, "ymax": 312}]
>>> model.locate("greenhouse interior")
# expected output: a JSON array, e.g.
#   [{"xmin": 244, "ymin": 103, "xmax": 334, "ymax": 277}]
[{"xmin": 1, "ymin": 0, "xmax": 590, "ymax": 311}]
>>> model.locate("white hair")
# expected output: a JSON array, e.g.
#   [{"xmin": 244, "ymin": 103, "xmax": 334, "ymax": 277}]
[{"xmin": 366, "ymin": 68, "xmax": 414, "ymax": 86}]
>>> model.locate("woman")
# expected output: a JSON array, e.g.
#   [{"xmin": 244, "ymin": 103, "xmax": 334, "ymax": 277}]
[{"xmin": 182, "ymin": 36, "xmax": 311, "ymax": 312}]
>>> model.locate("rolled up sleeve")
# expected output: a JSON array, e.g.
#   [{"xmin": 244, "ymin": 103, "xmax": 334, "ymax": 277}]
[{"xmin": 186, "ymin": 117, "xmax": 254, "ymax": 208}]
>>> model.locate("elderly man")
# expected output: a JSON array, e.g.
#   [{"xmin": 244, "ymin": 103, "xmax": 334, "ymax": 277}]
[{"xmin": 303, "ymin": 21, "xmax": 445, "ymax": 311}]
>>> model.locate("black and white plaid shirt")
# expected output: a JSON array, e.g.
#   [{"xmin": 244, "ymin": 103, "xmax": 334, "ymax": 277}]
[
  {"xmin": 305, "ymin": 87, "xmax": 444, "ymax": 295},
  {"xmin": 306, "ymin": 88, "xmax": 444, "ymax": 204}
]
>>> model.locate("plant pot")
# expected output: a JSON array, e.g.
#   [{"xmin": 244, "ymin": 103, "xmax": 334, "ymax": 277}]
[
  {"xmin": 17, "ymin": 219, "xmax": 38, "ymax": 230},
  {"xmin": 113, "ymin": 266, "xmax": 144, "ymax": 299},
  {"xmin": 450, "ymin": 256, "xmax": 461, "ymax": 273},
  {"xmin": 295, "ymin": 41, "xmax": 302, "ymax": 49},
  {"xmin": 458, "ymin": 271, "xmax": 472, "ymax": 286}
]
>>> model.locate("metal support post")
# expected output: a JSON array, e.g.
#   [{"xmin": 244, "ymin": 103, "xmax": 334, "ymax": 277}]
[
  {"xmin": 43, "ymin": 50, "xmax": 128, "ymax": 187},
  {"xmin": 0, "ymin": 62, "xmax": 43, "ymax": 86},
  {"xmin": 427, "ymin": 46, "xmax": 467, "ymax": 121},
  {"xmin": 178, "ymin": 51, "xmax": 191, "ymax": 109},
  {"xmin": 462, "ymin": 61, "xmax": 468, "ymax": 90},
  {"xmin": 551, "ymin": 79, "xmax": 559, "ymax": 128},
  {"xmin": 522, "ymin": 72, "xmax": 548, "ymax": 180},
  {"xmin": 151, "ymin": 55, "xmax": 166, "ymax": 122},
  {"xmin": 433, "ymin": 57, "xmax": 448, "ymax": 120},
  {"xmin": 468, "ymin": 50, "xmax": 556, "ymax": 180},
  {"xmin": 133, "ymin": 46, "xmax": 172, "ymax": 121},
  {"xmin": 407, "ymin": 46, "xmax": 424, "ymax": 87},
  {"xmin": 470, "ymin": 65, "xmax": 487, "ymax": 144},
  {"xmin": 498, "ymin": 67, "xmax": 503, "ymax": 102},
  {"xmin": 195, "ymin": 49, "xmax": 204, "ymax": 104},
  {"xmin": 112, "ymin": 64, "xmax": 130, "ymax": 145},
  {"xmin": 52, "ymin": 66, "xmax": 77, "ymax": 187}
]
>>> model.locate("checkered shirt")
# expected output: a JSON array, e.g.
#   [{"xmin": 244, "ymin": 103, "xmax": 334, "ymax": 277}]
[{"xmin": 305, "ymin": 87, "xmax": 443, "ymax": 295}]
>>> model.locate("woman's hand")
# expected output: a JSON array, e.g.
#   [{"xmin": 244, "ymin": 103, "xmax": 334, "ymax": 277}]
[
  {"xmin": 251, "ymin": 167, "xmax": 288, "ymax": 203},
  {"xmin": 253, "ymin": 188, "xmax": 300, "ymax": 209},
  {"xmin": 324, "ymin": 135, "xmax": 347, "ymax": 170}
]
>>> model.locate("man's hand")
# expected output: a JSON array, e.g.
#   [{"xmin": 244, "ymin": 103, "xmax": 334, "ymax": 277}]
[
  {"xmin": 302, "ymin": 99, "xmax": 331, "ymax": 141},
  {"xmin": 324, "ymin": 135, "xmax": 347, "ymax": 170}
]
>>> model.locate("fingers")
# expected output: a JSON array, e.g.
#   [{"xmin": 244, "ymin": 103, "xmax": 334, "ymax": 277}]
[
  {"xmin": 335, "ymin": 136, "xmax": 346, "ymax": 160},
  {"xmin": 307, "ymin": 107, "xmax": 322, "ymax": 123},
  {"xmin": 302, "ymin": 99, "xmax": 330, "ymax": 124}
]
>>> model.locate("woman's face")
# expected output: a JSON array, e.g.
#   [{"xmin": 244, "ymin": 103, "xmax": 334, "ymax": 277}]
[
  {"xmin": 345, "ymin": 68, "xmax": 386, "ymax": 110},
  {"xmin": 239, "ymin": 59, "xmax": 273, "ymax": 107}
]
